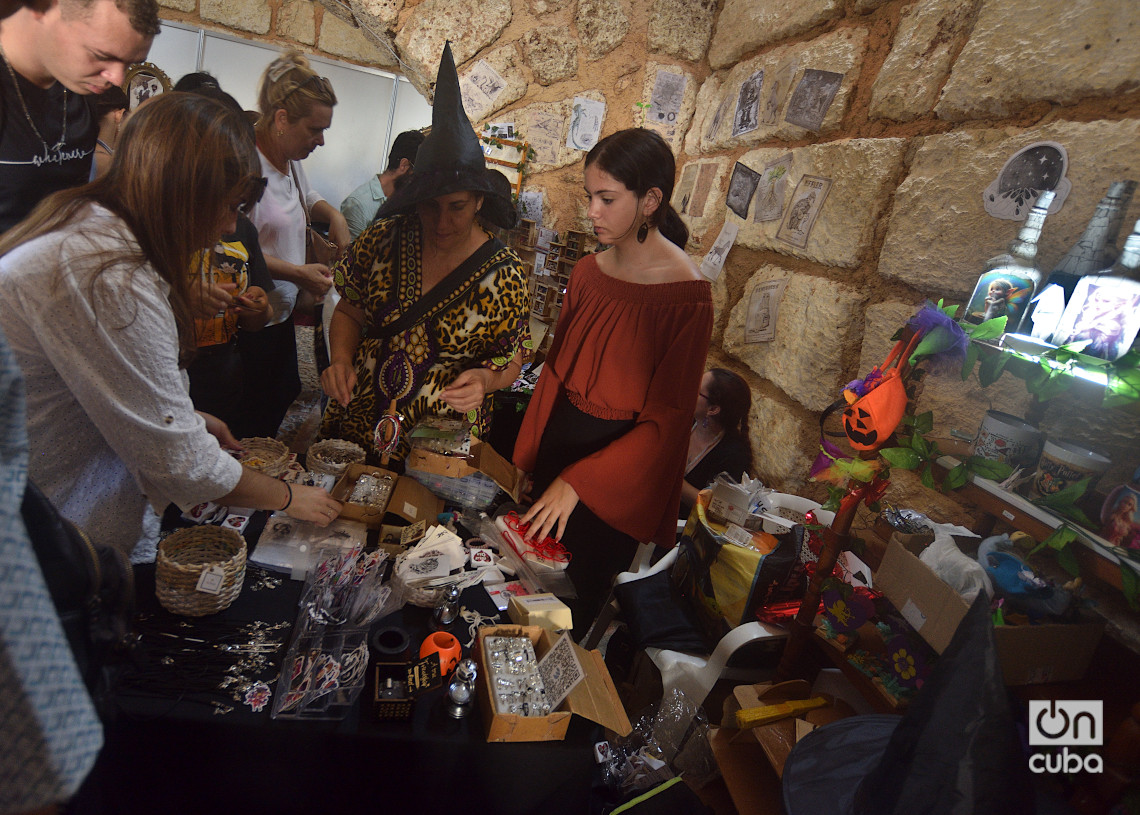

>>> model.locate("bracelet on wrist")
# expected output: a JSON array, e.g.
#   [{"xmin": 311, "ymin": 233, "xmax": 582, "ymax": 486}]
[{"xmin": 280, "ymin": 481, "xmax": 293, "ymax": 512}]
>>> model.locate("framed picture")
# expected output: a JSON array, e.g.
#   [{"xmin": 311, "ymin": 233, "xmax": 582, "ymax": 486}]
[
  {"xmin": 964, "ymin": 269, "xmax": 1037, "ymax": 326},
  {"xmin": 123, "ymin": 62, "xmax": 172, "ymax": 111},
  {"xmin": 1050, "ymin": 275, "xmax": 1140, "ymax": 361}
]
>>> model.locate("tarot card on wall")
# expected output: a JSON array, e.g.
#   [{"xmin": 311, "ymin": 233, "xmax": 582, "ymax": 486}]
[
  {"xmin": 776, "ymin": 175, "xmax": 832, "ymax": 249},
  {"xmin": 1050, "ymin": 275, "xmax": 1140, "ymax": 361},
  {"xmin": 732, "ymin": 70, "xmax": 763, "ymax": 137},
  {"xmin": 753, "ymin": 152, "xmax": 793, "ymax": 223},
  {"xmin": 784, "ymin": 69, "xmax": 844, "ymax": 132},
  {"xmin": 965, "ymin": 270, "xmax": 1037, "ymax": 326},
  {"xmin": 726, "ymin": 162, "xmax": 761, "ymax": 220}
]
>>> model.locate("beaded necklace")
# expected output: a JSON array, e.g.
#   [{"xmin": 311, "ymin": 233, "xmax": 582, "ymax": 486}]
[{"xmin": 0, "ymin": 43, "xmax": 68, "ymax": 154}]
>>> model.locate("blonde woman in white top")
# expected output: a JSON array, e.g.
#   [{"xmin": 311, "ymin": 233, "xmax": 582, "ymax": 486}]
[{"xmin": 243, "ymin": 50, "xmax": 350, "ymax": 437}]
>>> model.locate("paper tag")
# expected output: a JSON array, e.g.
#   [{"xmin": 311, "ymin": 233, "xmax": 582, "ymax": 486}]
[
  {"xmin": 1001, "ymin": 510, "xmax": 1015, "ymax": 521},
  {"xmin": 594, "ymin": 741, "xmax": 612, "ymax": 764},
  {"xmin": 196, "ymin": 565, "xmax": 225, "ymax": 595},
  {"xmin": 900, "ymin": 598, "xmax": 926, "ymax": 632},
  {"xmin": 403, "ymin": 502, "xmax": 417, "ymax": 519},
  {"xmin": 723, "ymin": 523, "xmax": 755, "ymax": 549},
  {"xmin": 401, "ymin": 519, "xmax": 427, "ymax": 546}
]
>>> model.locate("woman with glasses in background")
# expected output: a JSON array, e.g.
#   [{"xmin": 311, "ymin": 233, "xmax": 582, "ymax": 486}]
[
  {"xmin": 0, "ymin": 93, "xmax": 342, "ymax": 561},
  {"xmin": 244, "ymin": 50, "xmax": 350, "ymax": 440},
  {"xmin": 680, "ymin": 367, "xmax": 755, "ymax": 519}
]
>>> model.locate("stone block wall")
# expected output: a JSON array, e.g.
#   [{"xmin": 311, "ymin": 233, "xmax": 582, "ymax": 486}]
[{"xmin": 160, "ymin": 0, "xmax": 1140, "ymax": 520}]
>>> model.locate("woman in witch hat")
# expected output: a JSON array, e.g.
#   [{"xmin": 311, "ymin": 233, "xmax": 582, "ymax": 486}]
[{"xmin": 319, "ymin": 43, "xmax": 531, "ymax": 466}]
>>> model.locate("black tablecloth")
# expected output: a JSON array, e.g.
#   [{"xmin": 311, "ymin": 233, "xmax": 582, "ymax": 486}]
[{"xmin": 76, "ymin": 528, "xmax": 602, "ymax": 815}]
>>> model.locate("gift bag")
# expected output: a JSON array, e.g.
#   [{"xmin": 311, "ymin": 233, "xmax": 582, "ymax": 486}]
[{"xmin": 672, "ymin": 497, "xmax": 804, "ymax": 644}]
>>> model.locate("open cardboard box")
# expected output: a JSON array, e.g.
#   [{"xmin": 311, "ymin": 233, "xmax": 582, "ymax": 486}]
[
  {"xmin": 874, "ymin": 538, "xmax": 1103, "ymax": 685},
  {"xmin": 331, "ymin": 464, "xmax": 443, "ymax": 529},
  {"xmin": 405, "ymin": 438, "xmax": 523, "ymax": 502},
  {"xmin": 474, "ymin": 624, "xmax": 632, "ymax": 742}
]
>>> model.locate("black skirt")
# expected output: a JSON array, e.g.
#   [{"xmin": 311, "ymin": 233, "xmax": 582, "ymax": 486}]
[{"xmin": 531, "ymin": 394, "xmax": 640, "ymax": 636}]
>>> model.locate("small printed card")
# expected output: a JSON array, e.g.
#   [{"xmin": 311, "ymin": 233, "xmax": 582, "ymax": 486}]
[{"xmin": 537, "ymin": 631, "xmax": 585, "ymax": 710}]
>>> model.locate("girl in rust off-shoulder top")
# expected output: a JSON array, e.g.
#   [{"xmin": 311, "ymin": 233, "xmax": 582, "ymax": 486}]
[{"xmin": 514, "ymin": 128, "xmax": 713, "ymax": 633}]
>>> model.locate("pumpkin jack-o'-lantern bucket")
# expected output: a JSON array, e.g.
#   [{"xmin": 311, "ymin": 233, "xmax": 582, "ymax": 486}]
[{"xmin": 835, "ymin": 331, "xmax": 923, "ymax": 452}]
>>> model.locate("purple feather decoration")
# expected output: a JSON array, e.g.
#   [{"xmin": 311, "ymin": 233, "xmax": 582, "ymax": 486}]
[{"xmin": 906, "ymin": 303, "xmax": 968, "ymax": 374}]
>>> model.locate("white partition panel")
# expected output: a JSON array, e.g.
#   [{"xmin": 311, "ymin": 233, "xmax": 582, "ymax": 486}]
[{"xmin": 143, "ymin": 21, "xmax": 432, "ymax": 210}]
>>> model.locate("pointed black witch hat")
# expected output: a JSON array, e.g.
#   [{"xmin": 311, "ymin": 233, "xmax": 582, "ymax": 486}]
[
  {"xmin": 782, "ymin": 596, "xmax": 1036, "ymax": 815},
  {"xmin": 374, "ymin": 42, "xmax": 516, "ymax": 230}
]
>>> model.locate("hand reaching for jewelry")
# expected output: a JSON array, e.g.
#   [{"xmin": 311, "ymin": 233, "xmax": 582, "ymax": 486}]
[
  {"xmin": 439, "ymin": 368, "xmax": 491, "ymax": 414},
  {"xmin": 520, "ymin": 476, "xmax": 578, "ymax": 543},
  {"xmin": 285, "ymin": 485, "xmax": 343, "ymax": 526}
]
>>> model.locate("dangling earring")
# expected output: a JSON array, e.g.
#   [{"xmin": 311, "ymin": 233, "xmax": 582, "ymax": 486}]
[
  {"xmin": 277, "ymin": 130, "xmax": 284, "ymax": 137},
  {"xmin": 636, "ymin": 220, "xmax": 649, "ymax": 243}
]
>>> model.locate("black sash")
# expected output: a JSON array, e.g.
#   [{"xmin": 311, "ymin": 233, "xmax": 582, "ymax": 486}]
[{"xmin": 365, "ymin": 237, "xmax": 504, "ymax": 340}]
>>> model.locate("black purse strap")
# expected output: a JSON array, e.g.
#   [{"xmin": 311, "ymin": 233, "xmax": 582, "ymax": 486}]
[{"xmin": 366, "ymin": 237, "xmax": 504, "ymax": 340}]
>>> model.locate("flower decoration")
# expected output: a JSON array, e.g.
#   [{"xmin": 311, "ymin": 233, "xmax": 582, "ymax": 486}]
[{"xmin": 886, "ymin": 633, "xmax": 929, "ymax": 689}]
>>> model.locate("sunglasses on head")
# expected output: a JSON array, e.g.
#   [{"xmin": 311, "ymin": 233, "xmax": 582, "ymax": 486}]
[{"xmin": 238, "ymin": 176, "xmax": 269, "ymax": 214}]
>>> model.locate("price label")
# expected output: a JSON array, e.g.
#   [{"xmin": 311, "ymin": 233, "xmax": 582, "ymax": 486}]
[{"xmin": 196, "ymin": 565, "xmax": 225, "ymax": 595}]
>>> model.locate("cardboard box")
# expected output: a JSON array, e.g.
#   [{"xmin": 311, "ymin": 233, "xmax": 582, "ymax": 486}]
[
  {"xmin": 405, "ymin": 438, "xmax": 523, "ymax": 503},
  {"xmin": 331, "ymin": 465, "xmax": 443, "ymax": 529},
  {"xmin": 707, "ymin": 480, "xmax": 751, "ymax": 525},
  {"xmin": 875, "ymin": 539, "xmax": 1103, "ymax": 685},
  {"xmin": 474, "ymin": 624, "xmax": 632, "ymax": 742},
  {"xmin": 507, "ymin": 593, "xmax": 573, "ymax": 633}
]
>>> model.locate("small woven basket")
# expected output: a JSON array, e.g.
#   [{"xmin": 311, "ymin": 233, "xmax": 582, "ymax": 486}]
[
  {"xmin": 156, "ymin": 526, "xmax": 247, "ymax": 616},
  {"xmin": 238, "ymin": 437, "xmax": 289, "ymax": 477},
  {"xmin": 307, "ymin": 439, "xmax": 366, "ymax": 478}
]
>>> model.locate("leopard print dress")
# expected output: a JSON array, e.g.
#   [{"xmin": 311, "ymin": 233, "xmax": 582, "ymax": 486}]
[{"xmin": 319, "ymin": 214, "xmax": 532, "ymax": 465}]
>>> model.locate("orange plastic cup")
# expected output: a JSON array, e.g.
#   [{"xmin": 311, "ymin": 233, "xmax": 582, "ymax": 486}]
[{"xmin": 420, "ymin": 631, "xmax": 462, "ymax": 674}]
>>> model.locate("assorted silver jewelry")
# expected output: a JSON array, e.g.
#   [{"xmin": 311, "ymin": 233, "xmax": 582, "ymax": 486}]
[
  {"xmin": 0, "ymin": 43, "xmax": 68, "ymax": 155},
  {"xmin": 118, "ymin": 616, "xmax": 291, "ymax": 715}
]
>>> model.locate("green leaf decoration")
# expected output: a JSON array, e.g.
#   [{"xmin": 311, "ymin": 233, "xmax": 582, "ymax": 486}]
[
  {"xmin": 1034, "ymin": 477, "xmax": 1089, "ymax": 508},
  {"xmin": 1121, "ymin": 565, "xmax": 1140, "ymax": 611},
  {"xmin": 834, "ymin": 456, "xmax": 878, "ymax": 483},
  {"xmin": 978, "ymin": 352, "xmax": 1009, "ymax": 387},
  {"xmin": 1104, "ymin": 366, "xmax": 1140, "ymax": 409},
  {"xmin": 968, "ymin": 315, "xmax": 1008, "ymax": 341},
  {"xmin": 909, "ymin": 325, "xmax": 963, "ymax": 366},
  {"xmin": 822, "ymin": 486, "xmax": 845, "ymax": 512},
  {"xmin": 911, "ymin": 411, "xmax": 934, "ymax": 435},
  {"xmin": 920, "ymin": 464, "xmax": 935, "ymax": 489},
  {"xmin": 961, "ymin": 342, "xmax": 980, "ymax": 381},
  {"xmin": 966, "ymin": 456, "xmax": 1013, "ymax": 482},
  {"xmin": 910, "ymin": 433, "xmax": 931, "ymax": 458},
  {"xmin": 1056, "ymin": 543, "xmax": 1081, "ymax": 577},
  {"xmin": 1042, "ymin": 525, "xmax": 1079, "ymax": 551},
  {"xmin": 880, "ymin": 447, "xmax": 922, "ymax": 469},
  {"xmin": 943, "ymin": 463, "xmax": 968, "ymax": 491}
]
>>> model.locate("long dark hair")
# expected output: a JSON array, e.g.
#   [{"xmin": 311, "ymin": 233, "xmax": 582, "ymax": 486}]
[
  {"xmin": 706, "ymin": 368, "xmax": 754, "ymax": 473},
  {"xmin": 584, "ymin": 128, "xmax": 689, "ymax": 249},
  {"xmin": 0, "ymin": 92, "xmax": 260, "ymax": 358}
]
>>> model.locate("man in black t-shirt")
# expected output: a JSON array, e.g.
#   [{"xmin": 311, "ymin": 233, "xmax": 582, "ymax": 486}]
[{"xmin": 0, "ymin": 0, "xmax": 157, "ymax": 232}]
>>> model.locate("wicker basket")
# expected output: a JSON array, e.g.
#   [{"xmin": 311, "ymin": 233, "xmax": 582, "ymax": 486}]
[
  {"xmin": 156, "ymin": 526, "xmax": 247, "ymax": 616},
  {"xmin": 238, "ymin": 436, "xmax": 289, "ymax": 477},
  {"xmin": 307, "ymin": 439, "xmax": 366, "ymax": 478}
]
